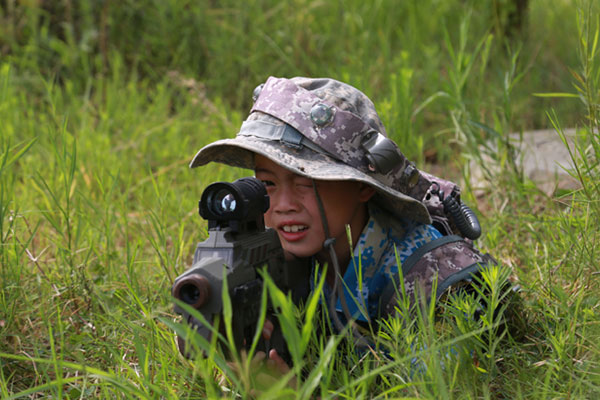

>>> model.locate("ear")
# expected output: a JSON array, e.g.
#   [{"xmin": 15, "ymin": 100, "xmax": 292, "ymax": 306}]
[{"xmin": 358, "ymin": 183, "xmax": 376, "ymax": 202}]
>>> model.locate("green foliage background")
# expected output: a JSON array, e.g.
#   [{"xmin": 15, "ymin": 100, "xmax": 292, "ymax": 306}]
[{"xmin": 1, "ymin": 0, "xmax": 599, "ymax": 398}]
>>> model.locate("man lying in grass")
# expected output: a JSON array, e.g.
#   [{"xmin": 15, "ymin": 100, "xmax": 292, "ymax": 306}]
[{"xmin": 188, "ymin": 76, "xmax": 498, "ymax": 379}]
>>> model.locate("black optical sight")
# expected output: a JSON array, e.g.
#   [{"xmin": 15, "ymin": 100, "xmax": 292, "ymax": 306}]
[{"xmin": 199, "ymin": 177, "xmax": 270, "ymax": 233}]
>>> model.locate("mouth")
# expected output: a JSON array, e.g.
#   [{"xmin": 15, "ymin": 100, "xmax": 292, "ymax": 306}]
[
  {"xmin": 277, "ymin": 222, "xmax": 309, "ymax": 242},
  {"xmin": 281, "ymin": 224, "xmax": 308, "ymax": 233}
]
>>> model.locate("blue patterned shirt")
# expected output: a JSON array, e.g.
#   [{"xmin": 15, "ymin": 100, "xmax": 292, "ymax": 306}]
[{"xmin": 316, "ymin": 204, "xmax": 442, "ymax": 323}]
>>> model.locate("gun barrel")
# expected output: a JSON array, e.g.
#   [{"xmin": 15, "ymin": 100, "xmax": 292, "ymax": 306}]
[{"xmin": 173, "ymin": 274, "xmax": 211, "ymax": 309}]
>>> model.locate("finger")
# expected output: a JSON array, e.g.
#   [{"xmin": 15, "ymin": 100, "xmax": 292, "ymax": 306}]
[
  {"xmin": 268, "ymin": 349, "xmax": 290, "ymax": 373},
  {"xmin": 248, "ymin": 351, "xmax": 266, "ymax": 370},
  {"xmin": 262, "ymin": 319, "xmax": 274, "ymax": 340},
  {"xmin": 254, "ymin": 351, "xmax": 266, "ymax": 362},
  {"xmin": 268, "ymin": 349, "xmax": 297, "ymax": 389}
]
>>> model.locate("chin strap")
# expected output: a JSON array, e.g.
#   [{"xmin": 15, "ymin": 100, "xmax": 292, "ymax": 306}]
[{"xmin": 311, "ymin": 180, "xmax": 371, "ymax": 349}]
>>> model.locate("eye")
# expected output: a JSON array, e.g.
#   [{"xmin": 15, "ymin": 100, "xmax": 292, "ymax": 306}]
[
  {"xmin": 261, "ymin": 180, "xmax": 275, "ymax": 188},
  {"xmin": 295, "ymin": 178, "xmax": 313, "ymax": 190}
]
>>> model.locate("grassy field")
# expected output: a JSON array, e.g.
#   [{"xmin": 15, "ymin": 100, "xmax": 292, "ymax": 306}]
[{"xmin": 1, "ymin": 0, "xmax": 599, "ymax": 398}]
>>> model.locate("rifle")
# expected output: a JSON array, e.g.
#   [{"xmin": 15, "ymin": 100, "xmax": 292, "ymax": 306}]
[{"xmin": 172, "ymin": 177, "xmax": 310, "ymax": 361}]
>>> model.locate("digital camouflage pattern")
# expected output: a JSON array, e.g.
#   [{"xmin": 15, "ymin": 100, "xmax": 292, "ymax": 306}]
[
  {"xmin": 190, "ymin": 76, "xmax": 432, "ymax": 224},
  {"xmin": 190, "ymin": 76, "xmax": 495, "ymax": 315},
  {"xmin": 250, "ymin": 77, "xmax": 380, "ymax": 171},
  {"xmin": 316, "ymin": 203, "xmax": 443, "ymax": 323},
  {"xmin": 382, "ymin": 236, "xmax": 492, "ymax": 317},
  {"xmin": 420, "ymin": 170, "xmax": 468, "ymax": 237}
]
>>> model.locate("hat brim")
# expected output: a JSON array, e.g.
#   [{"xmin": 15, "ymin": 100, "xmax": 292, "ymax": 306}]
[{"xmin": 190, "ymin": 135, "xmax": 432, "ymax": 225}]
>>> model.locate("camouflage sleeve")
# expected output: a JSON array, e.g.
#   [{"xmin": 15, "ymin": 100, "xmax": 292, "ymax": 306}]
[{"xmin": 379, "ymin": 235, "xmax": 495, "ymax": 318}]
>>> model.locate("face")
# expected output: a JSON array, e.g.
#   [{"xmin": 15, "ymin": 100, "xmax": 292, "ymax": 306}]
[{"xmin": 254, "ymin": 155, "xmax": 375, "ymax": 264}]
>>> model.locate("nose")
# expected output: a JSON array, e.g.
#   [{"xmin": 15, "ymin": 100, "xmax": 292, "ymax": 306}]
[{"xmin": 271, "ymin": 184, "xmax": 301, "ymax": 213}]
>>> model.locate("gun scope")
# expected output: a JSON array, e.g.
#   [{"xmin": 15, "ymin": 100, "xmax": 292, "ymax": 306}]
[{"xmin": 200, "ymin": 177, "xmax": 269, "ymax": 222}]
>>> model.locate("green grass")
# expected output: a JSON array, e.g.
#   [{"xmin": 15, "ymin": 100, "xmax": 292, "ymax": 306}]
[{"xmin": 1, "ymin": 0, "xmax": 600, "ymax": 398}]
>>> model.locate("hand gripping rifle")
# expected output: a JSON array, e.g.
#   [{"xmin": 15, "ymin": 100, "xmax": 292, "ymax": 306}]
[{"xmin": 172, "ymin": 177, "xmax": 310, "ymax": 361}]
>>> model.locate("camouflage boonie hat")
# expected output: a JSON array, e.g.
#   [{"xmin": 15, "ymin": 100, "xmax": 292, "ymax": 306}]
[{"xmin": 190, "ymin": 76, "xmax": 432, "ymax": 224}]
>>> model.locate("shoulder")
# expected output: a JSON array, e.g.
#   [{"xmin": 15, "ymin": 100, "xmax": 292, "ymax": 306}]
[
  {"xmin": 393, "ymin": 223, "xmax": 443, "ymax": 251},
  {"xmin": 364, "ymin": 203, "xmax": 442, "ymax": 276},
  {"xmin": 369, "ymin": 204, "xmax": 442, "ymax": 265}
]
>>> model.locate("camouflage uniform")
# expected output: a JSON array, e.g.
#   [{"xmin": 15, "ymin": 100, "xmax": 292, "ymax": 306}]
[
  {"xmin": 319, "ymin": 203, "xmax": 442, "ymax": 323},
  {"xmin": 190, "ymin": 76, "xmax": 493, "ymax": 323}
]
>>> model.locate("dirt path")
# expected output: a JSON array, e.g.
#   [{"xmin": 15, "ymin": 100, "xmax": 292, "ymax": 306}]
[{"xmin": 468, "ymin": 128, "xmax": 581, "ymax": 196}]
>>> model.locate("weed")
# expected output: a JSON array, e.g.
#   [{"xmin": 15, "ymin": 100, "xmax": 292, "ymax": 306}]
[{"xmin": 1, "ymin": 0, "xmax": 599, "ymax": 398}]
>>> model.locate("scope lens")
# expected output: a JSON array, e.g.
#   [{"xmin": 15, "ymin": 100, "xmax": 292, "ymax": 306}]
[
  {"xmin": 213, "ymin": 189, "xmax": 237, "ymax": 214},
  {"xmin": 199, "ymin": 177, "xmax": 269, "ymax": 223}
]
